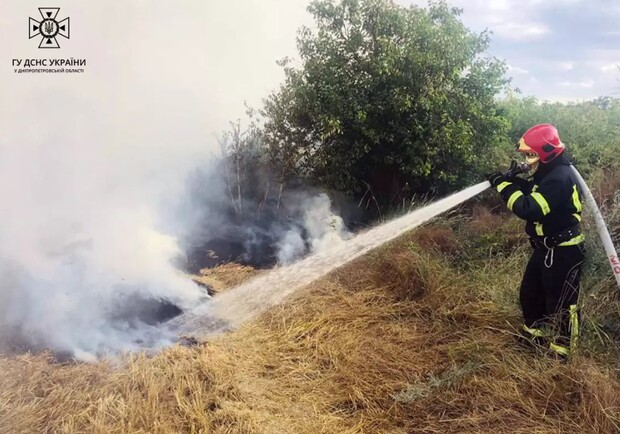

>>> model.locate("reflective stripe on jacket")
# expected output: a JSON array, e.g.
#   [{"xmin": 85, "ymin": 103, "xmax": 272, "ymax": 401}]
[{"xmin": 496, "ymin": 155, "xmax": 583, "ymax": 242}]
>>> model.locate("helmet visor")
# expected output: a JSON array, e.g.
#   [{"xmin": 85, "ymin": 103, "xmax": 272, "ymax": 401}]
[{"xmin": 523, "ymin": 152, "xmax": 540, "ymax": 166}]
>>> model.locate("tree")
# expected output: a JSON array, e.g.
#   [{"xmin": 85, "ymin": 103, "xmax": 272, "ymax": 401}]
[
  {"xmin": 262, "ymin": 0, "xmax": 508, "ymax": 206},
  {"xmin": 218, "ymin": 117, "xmax": 265, "ymax": 215},
  {"xmin": 497, "ymin": 95, "xmax": 620, "ymax": 173}
]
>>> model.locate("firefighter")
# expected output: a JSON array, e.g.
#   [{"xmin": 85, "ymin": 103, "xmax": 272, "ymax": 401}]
[{"xmin": 487, "ymin": 123, "xmax": 585, "ymax": 358}]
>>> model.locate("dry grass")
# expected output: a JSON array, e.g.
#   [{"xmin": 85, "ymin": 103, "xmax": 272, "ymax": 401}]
[
  {"xmin": 2, "ymin": 209, "xmax": 620, "ymax": 433},
  {"xmin": 0, "ymin": 344, "xmax": 259, "ymax": 433},
  {"xmin": 411, "ymin": 223, "xmax": 460, "ymax": 257},
  {"xmin": 588, "ymin": 165, "xmax": 620, "ymax": 209},
  {"xmin": 193, "ymin": 263, "xmax": 259, "ymax": 294}
]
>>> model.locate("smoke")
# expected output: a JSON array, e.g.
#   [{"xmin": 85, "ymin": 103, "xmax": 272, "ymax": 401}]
[
  {"xmin": 0, "ymin": 0, "xmax": 335, "ymax": 360},
  {"xmin": 0, "ymin": 90, "xmax": 352, "ymax": 363},
  {"xmin": 0, "ymin": 133, "xmax": 351, "ymax": 361},
  {"xmin": 276, "ymin": 193, "xmax": 352, "ymax": 264},
  {"xmin": 178, "ymin": 159, "xmax": 353, "ymax": 271},
  {"xmin": 0, "ymin": 124, "xmax": 210, "ymax": 360}
]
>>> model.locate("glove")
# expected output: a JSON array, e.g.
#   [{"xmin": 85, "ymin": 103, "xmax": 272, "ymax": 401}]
[
  {"xmin": 503, "ymin": 160, "xmax": 530, "ymax": 180},
  {"xmin": 486, "ymin": 171, "xmax": 505, "ymax": 188},
  {"xmin": 503, "ymin": 160, "xmax": 519, "ymax": 180}
]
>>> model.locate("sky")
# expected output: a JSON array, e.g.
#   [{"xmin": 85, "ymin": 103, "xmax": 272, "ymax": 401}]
[
  {"xmin": 403, "ymin": 0, "xmax": 620, "ymax": 102},
  {"xmin": 1, "ymin": 0, "xmax": 619, "ymax": 138},
  {"xmin": 0, "ymin": 0, "xmax": 311, "ymax": 149}
]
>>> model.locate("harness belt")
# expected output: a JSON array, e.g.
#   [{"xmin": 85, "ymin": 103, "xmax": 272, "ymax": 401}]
[{"xmin": 529, "ymin": 226, "xmax": 583, "ymax": 250}]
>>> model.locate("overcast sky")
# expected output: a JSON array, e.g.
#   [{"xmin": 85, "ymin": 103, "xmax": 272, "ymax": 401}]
[
  {"xmin": 0, "ymin": 0, "xmax": 619, "ymax": 145},
  {"xmin": 403, "ymin": 0, "xmax": 620, "ymax": 102}
]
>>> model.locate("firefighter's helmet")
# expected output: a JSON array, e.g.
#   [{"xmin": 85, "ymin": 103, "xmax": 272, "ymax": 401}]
[{"xmin": 517, "ymin": 123, "xmax": 565, "ymax": 164}]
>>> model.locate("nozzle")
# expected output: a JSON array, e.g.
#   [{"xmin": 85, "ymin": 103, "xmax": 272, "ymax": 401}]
[{"xmin": 504, "ymin": 160, "xmax": 531, "ymax": 178}]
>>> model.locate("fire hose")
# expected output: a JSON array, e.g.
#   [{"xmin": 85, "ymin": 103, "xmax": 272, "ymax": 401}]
[{"xmin": 570, "ymin": 165, "xmax": 620, "ymax": 288}]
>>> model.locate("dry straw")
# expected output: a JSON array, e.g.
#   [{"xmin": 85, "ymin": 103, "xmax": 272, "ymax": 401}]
[{"xmin": 2, "ymin": 198, "xmax": 620, "ymax": 433}]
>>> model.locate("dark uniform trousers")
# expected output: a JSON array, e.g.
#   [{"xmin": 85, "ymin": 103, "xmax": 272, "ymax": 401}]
[{"xmin": 520, "ymin": 243, "xmax": 584, "ymax": 349}]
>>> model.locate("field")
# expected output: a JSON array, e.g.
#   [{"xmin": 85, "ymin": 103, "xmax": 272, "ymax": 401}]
[{"xmin": 2, "ymin": 192, "xmax": 620, "ymax": 434}]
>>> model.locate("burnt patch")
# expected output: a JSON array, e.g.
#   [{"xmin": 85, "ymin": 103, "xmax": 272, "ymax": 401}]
[{"xmin": 108, "ymin": 293, "xmax": 184, "ymax": 326}]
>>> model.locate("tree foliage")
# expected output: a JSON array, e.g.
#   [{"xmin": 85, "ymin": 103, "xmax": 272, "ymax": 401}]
[
  {"xmin": 262, "ymin": 0, "xmax": 508, "ymax": 203},
  {"xmin": 498, "ymin": 95, "xmax": 620, "ymax": 173}
]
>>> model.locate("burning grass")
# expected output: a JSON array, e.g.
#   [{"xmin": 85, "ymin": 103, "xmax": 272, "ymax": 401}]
[{"xmin": 2, "ymin": 206, "xmax": 620, "ymax": 433}]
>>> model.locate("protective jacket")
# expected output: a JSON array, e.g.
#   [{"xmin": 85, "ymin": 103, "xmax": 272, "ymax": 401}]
[
  {"xmin": 495, "ymin": 154, "xmax": 584, "ymax": 245},
  {"xmin": 490, "ymin": 153, "xmax": 585, "ymax": 358}
]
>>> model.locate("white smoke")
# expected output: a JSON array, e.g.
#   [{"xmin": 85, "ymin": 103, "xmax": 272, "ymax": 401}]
[
  {"xmin": 276, "ymin": 193, "xmax": 352, "ymax": 264},
  {"xmin": 0, "ymin": 137, "xmax": 349, "ymax": 360},
  {"xmin": 0, "ymin": 130, "xmax": 209, "ymax": 360},
  {"xmin": 276, "ymin": 231, "xmax": 306, "ymax": 265},
  {"xmin": 0, "ymin": 0, "xmax": 316, "ymax": 360}
]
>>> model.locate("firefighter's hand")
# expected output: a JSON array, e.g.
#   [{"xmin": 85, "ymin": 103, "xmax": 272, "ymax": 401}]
[
  {"xmin": 486, "ymin": 171, "xmax": 505, "ymax": 188},
  {"xmin": 504, "ymin": 160, "xmax": 519, "ymax": 180}
]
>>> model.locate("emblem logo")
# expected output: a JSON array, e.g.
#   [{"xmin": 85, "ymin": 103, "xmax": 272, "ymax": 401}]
[{"xmin": 29, "ymin": 8, "xmax": 70, "ymax": 49}]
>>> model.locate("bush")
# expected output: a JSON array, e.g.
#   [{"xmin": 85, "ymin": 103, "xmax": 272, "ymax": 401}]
[{"xmin": 262, "ymin": 0, "xmax": 509, "ymax": 205}]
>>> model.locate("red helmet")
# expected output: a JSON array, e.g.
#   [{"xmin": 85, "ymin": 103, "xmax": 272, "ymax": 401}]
[{"xmin": 517, "ymin": 123, "xmax": 565, "ymax": 163}]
